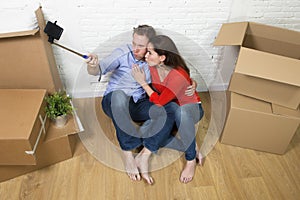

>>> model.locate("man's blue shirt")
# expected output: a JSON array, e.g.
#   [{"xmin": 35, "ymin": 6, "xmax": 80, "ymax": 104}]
[{"xmin": 99, "ymin": 44, "xmax": 151, "ymax": 102}]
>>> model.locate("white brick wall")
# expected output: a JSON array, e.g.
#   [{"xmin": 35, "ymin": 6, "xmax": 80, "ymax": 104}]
[{"xmin": 0, "ymin": 0, "xmax": 299, "ymax": 97}]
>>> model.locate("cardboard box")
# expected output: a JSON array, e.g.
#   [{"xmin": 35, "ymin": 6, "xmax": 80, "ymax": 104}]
[
  {"xmin": 214, "ymin": 22, "xmax": 300, "ymax": 109},
  {"xmin": 220, "ymin": 92, "xmax": 300, "ymax": 154},
  {"xmin": 0, "ymin": 7, "xmax": 84, "ymax": 182},
  {"xmin": 0, "ymin": 114, "xmax": 82, "ymax": 182},
  {"xmin": 0, "ymin": 89, "xmax": 48, "ymax": 165},
  {"xmin": 0, "ymin": 7, "xmax": 63, "ymax": 94}
]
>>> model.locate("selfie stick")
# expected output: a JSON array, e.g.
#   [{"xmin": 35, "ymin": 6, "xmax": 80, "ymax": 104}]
[
  {"xmin": 52, "ymin": 42, "xmax": 89, "ymax": 59},
  {"xmin": 44, "ymin": 21, "xmax": 88, "ymax": 59}
]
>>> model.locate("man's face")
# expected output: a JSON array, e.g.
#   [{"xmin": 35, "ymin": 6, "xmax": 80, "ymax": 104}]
[{"xmin": 132, "ymin": 33, "xmax": 148, "ymax": 60}]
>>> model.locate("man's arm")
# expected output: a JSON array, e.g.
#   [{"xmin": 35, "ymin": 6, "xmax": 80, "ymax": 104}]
[{"xmin": 185, "ymin": 78, "xmax": 197, "ymax": 96}]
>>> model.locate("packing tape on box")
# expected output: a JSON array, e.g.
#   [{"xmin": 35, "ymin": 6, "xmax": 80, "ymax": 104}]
[{"xmin": 25, "ymin": 114, "xmax": 47, "ymax": 155}]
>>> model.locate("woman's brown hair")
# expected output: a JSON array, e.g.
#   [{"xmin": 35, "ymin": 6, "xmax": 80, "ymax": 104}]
[{"xmin": 149, "ymin": 35, "xmax": 190, "ymax": 75}]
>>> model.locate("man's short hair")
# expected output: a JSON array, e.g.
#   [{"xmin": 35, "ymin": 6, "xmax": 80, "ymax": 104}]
[{"xmin": 133, "ymin": 25, "xmax": 156, "ymax": 40}]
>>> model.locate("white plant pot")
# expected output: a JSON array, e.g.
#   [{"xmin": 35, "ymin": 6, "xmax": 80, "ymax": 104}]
[{"xmin": 53, "ymin": 115, "xmax": 68, "ymax": 128}]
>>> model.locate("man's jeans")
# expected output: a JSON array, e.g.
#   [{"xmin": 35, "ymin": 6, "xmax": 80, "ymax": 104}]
[{"xmin": 101, "ymin": 90, "xmax": 178, "ymax": 152}]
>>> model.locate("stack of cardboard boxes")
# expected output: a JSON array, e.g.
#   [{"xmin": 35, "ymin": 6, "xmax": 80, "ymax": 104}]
[
  {"xmin": 0, "ymin": 7, "xmax": 82, "ymax": 182},
  {"xmin": 214, "ymin": 22, "xmax": 300, "ymax": 154}
]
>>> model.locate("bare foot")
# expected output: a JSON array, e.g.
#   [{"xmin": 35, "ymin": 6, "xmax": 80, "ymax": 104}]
[
  {"xmin": 122, "ymin": 151, "xmax": 141, "ymax": 181},
  {"xmin": 196, "ymin": 143, "xmax": 205, "ymax": 166},
  {"xmin": 135, "ymin": 148, "xmax": 154, "ymax": 185},
  {"xmin": 180, "ymin": 159, "xmax": 196, "ymax": 184},
  {"xmin": 196, "ymin": 151, "xmax": 205, "ymax": 166}
]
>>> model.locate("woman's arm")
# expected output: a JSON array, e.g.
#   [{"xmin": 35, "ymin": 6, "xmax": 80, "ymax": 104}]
[{"xmin": 132, "ymin": 65, "xmax": 185, "ymax": 106}]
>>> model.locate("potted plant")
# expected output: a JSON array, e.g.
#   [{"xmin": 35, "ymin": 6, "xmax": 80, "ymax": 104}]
[{"xmin": 45, "ymin": 91, "xmax": 73, "ymax": 128}]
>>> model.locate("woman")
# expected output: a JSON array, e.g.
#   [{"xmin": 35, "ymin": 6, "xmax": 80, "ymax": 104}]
[{"xmin": 132, "ymin": 35, "xmax": 204, "ymax": 184}]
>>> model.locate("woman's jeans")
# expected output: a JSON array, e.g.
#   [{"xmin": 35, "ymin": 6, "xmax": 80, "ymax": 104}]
[
  {"xmin": 164, "ymin": 103, "xmax": 204, "ymax": 160},
  {"xmin": 101, "ymin": 90, "xmax": 177, "ymax": 153}
]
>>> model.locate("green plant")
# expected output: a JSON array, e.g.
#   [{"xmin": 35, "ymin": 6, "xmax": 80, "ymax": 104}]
[{"xmin": 45, "ymin": 91, "xmax": 73, "ymax": 120}]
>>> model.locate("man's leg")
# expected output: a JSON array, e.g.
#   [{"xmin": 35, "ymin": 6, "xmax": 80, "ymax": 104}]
[
  {"xmin": 127, "ymin": 97, "xmax": 155, "ymax": 184},
  {"xmin": 102, "ymin": 90, "xmax": 142, "ymax": 150},
  {"xmin": 142, "ymin": 102, "xmax": 179, "ymax": 152},
  {"xmin": 133, "ymin": 102, "xmax": 179, "ymax": 184},
  {"xmin": 129, "ymin": 97, "xmax": 154, "ymax": 122},
  {"xmin": 102, "ymin": 90, "xmax": 142, "ymax": 181}
]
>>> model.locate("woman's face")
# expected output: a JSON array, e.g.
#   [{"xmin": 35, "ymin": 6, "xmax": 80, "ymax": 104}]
[{"xmin": 145, "ymin": 43, "xmax": 164, "ymax": 66}]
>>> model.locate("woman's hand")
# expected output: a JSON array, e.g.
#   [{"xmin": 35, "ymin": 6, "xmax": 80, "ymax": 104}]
[{"xmin": 131, "ymin": 64, "xmax": 147, "ymax": 86}]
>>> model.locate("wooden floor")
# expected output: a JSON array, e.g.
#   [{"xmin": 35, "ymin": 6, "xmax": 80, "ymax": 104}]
[{"xmin": 0, "ymin": 92, "xmax": 299, "ymax": 200}]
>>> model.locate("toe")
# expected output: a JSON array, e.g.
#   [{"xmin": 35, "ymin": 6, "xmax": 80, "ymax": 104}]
[
  {"xmin": 142, "ymin": 174, "xmax": 154, "ymax": 185},
  {"xmin": 184, "ymin": 177, "xmax": 188, "ymax": 184},
  {"xmin": 128, "ymin": 172, "xmax": 141, "ymax": 181},
  {"xmin": 128, "ymin": 173, "xmax": 134, "ymax": 181},
  {"xmin": 136, "ymin": 174, "xmax": 141, "ymax": 181},
  {"xmin": 148, "ymin": 177, "xmax": 154, "ymax": 185},
  {"xmin": 180, "ymin": 175, "xmax": 185, "ymax": 183}
]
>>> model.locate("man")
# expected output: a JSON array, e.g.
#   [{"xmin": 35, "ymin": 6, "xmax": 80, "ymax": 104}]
[{"xmin": 86, "ymin": 25, "xmax": 194, "ymax": 184}]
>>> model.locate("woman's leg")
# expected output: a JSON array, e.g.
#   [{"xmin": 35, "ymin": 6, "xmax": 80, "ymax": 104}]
[
  {"xmin": 175, "ymin": 103, "xmax": 204, "ymax": 183},
  {"xmin": 175, "ymin": 104, "xmax": 198, "ymax": 160}
]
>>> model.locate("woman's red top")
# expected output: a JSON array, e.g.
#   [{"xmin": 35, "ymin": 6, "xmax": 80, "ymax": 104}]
[{"xmin": 149, "ymin": 66, "xmax": 201, "ymax": 106}]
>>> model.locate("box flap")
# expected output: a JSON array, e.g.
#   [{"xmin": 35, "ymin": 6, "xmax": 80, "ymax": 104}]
[
  {"xmin": 45, "ymin": 114, "xmax": 81, "ymax": 142},
  {"xmin": 0, "ymin": 7, "xmax": 64, "ymax": 93},
  {"xmin": 0, "ymin": 29, "xmax": 39, "ymax": 39},
  {"xmin": 272, "ymin": 104, "xmax": 300, "ymax": 120},
  {"xmin": 35, "ymin": 7, "xmax": 47, "ymax": 41},
  {"xmin": 231, "ymin": 92, "xmax": 272, "ymax": 114},
  {"xmin": 214, "ymin": 22, "xmax": 248, "ymax": 46},
  {"xmin": 235, "ymin": 47, "xmax": 300, "ymax": 87},
  {"xmin": 247, "ymin": 22, "xmax": 300, "ymax": 46}
]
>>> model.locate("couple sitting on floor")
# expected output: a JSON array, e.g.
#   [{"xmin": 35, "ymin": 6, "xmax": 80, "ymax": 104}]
[{"xmin": 86, "ymin": 25, "xmax": 204, "ymax": 184}]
